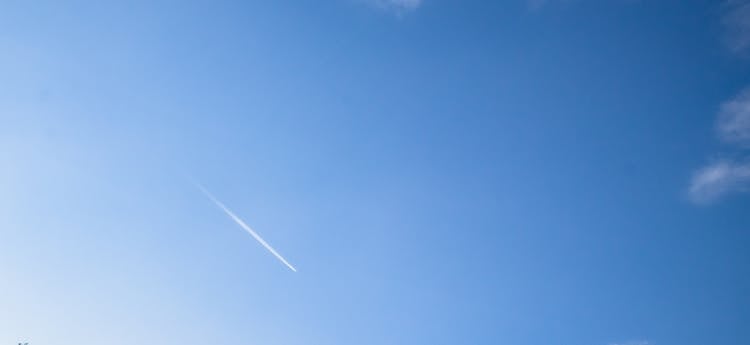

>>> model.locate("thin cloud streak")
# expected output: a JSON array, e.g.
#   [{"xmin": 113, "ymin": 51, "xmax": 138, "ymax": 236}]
[{"xmin": 195, "ymin": 183, "xmax": 297, "ymax": 272}]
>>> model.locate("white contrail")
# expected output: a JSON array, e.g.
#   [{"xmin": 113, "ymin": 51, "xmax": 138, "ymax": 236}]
[{"xmin": 194, "ymin": 183, "xmax": 297, "ymax": 272}]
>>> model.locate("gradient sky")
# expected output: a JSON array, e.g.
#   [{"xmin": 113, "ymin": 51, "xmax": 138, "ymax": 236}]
[{"xmin": 2, "ymin": 1, "xmax": 750, "ymax": 345}]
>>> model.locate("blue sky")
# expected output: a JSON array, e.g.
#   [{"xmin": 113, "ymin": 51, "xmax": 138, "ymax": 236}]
[{"xmin": 1, "ymin": 1, "xmax": 750, "ymax": 344}]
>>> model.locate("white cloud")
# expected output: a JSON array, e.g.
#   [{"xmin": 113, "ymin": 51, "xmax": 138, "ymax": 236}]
[
  {"xmin": 723, "ymin": 0, "xmax": 750, "ymax": 54},
  {"xmin": 718, "ymin": 87, "xmax": 750, "ymax": 147},
  {"xmin": 371, "ymin": 0, "xmax": 422, "ymax": 12},
  {"xmin": 688, "ymin": 159, "xmax": 750, "ymax": 204}
]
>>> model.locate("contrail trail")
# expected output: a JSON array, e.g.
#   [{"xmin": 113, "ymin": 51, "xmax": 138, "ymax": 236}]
[{"xmin": 194, "ymin": 183, "xmax": 297, "ymax": 272}]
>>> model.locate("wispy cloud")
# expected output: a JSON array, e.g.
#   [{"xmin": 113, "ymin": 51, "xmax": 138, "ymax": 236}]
[
  {"xmin": 717, "ymin": 87, "xmax": 750, "ymax": 147},
  {"xmin": 689, "ymin": 159, "xmax": 750, "ymax": 204},
  {"xmin": 195, "ymin": 183, "xmax": 297, "ymax": 272},
  {"xmin": 723, "ymin": 0, "xmax": 750, "ymax": 54},
  {"xmin": 689, "ymin": 86, "xmax": 750, "ymax": 204}
]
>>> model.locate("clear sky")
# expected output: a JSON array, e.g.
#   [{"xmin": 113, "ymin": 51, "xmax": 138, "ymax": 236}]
[{"xmin": 1, "ymin": 1, "xmax": 749, "ymax": 345}]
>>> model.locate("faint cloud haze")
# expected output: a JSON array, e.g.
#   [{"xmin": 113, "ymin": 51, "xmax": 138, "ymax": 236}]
[
  {"xmin": 718, "ymin": 87, "xmax": 750, "ymax": 147},
  {"xmin": 723, "ymin": 0, "xmax": 750, "ymax": 54},
  {"xmin": 528, "ymin": 0, "xmax": 547, "ymax": 10},
  {"xmin": 370, "ymin": 0, "xmax": 422, "ymax": 13}
]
